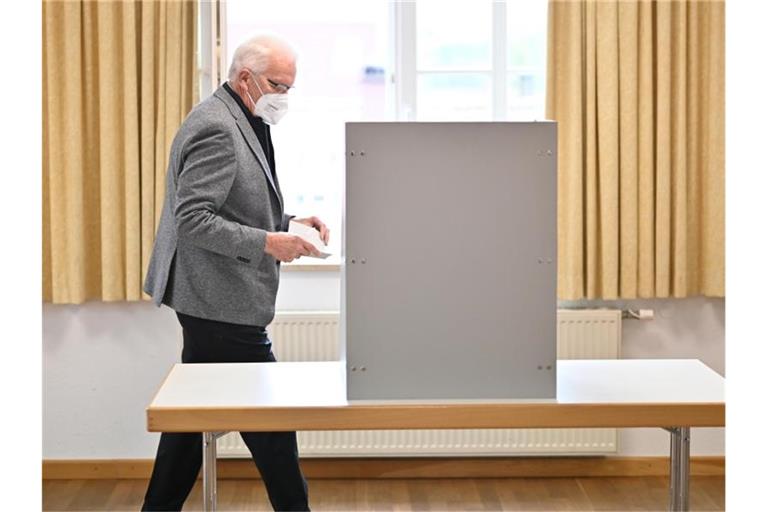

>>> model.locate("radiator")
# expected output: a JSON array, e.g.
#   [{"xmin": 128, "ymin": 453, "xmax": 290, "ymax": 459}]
[{"xmin": 218, "ymin": 309, "xmax": 621, "ymax": 457}]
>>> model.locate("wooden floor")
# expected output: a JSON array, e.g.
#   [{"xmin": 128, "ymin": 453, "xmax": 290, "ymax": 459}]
[{"xmin": 43, "ymin": 476, "xmax": 724, "ymax": 511}]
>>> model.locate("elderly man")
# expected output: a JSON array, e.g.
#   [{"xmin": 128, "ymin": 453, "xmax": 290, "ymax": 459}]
[{"xmin": 141, "ymin": 35, "xmax": 325, "ymax": 511}]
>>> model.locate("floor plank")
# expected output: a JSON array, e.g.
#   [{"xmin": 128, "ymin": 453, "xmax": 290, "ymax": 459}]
[{"xmin": 41, "ymin": 476, "xmax": 725, "ymax": 511}]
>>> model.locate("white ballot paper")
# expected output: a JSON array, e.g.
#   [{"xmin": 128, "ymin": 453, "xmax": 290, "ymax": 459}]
[{"xmin": 288, "ymin": 220, "xmax": 331, "ymax": 259}]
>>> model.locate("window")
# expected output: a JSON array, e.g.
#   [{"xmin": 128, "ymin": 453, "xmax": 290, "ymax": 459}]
[
  {"xmin": 398, "ymin": 1, "xmax": 548, "ymax": 121},
  {"xmin": 415, "ymin": 1, "xmax": 494, "ymax": 120},
  {"xmin": 506, "ymin": 1, "xmax": 548, "ymax": 120},
  {"xmin": 206, "ymin": 0, "xmax": 548, "ymax": 266}
]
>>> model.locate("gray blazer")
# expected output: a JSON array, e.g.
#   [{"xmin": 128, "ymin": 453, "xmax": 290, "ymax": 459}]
[{"xmin": 143, "ymin": 85, "xmax": 292, "ymax": 326}]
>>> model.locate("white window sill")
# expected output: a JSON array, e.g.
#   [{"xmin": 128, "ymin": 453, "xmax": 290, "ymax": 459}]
[{"xmin": 281, "ymin": 260, "xmax": 341, "ymax": 272}]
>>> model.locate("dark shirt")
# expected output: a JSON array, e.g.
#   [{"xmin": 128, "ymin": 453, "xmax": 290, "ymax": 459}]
[{"xmin": 222, "ymin": 82, "xmax": 276, "ymax": 182}]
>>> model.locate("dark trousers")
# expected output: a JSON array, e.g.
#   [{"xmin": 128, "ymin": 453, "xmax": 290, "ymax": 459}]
[{"xmin": 142, "ymin": 312, "xmax": 310, "ymax": 511}]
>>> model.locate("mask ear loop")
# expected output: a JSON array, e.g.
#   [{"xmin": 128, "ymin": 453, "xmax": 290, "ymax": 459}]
[
  {"xmin": 246, "ymin": 90, "xmax": 258, "ymax": 113},
  {"xmin": 245, "ymin": 71, "xmax": 264, "ymax": 113}
]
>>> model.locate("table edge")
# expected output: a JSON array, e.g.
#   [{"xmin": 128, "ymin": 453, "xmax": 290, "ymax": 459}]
[{"xmin": 146, "ymin": 401, "xmax": 725, "ymax": 432}]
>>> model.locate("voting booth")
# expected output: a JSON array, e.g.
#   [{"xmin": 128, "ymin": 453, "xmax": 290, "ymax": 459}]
[{"xmin": 343, "ymin": 122, "xmax": 558, "ymax": 400}]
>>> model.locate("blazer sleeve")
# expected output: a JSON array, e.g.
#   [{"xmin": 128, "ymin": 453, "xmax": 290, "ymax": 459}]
[
  {"xmin": 280, "ymin": 213, "xmax": 295, "ymax": 232},
  {"xmin": 174, "ymin": 122, "xmax": 268, "ymax": 267}
]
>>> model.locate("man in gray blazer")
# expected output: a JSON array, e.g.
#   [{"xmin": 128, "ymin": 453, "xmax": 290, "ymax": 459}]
[{"xmin": 142, "ymin": 35, "xmax": 327, "ymax": 511}]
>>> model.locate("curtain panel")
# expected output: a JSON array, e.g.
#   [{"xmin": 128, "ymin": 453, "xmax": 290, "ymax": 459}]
[
  {"xmin": 546, "ymin": 0, "xmax": 724, "ymax": 299},
  {"xmin": 43, "ymin": 0, "xmax": 197, "ymax": 303}
]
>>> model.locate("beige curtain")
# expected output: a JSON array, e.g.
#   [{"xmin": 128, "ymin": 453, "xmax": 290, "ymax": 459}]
[
  {"xmin": 546, "ymin": 0, "xmax": 724, "ymax": 300},
  {"xmin": 43, "ymin": 0, "xmax": 197, "ymax": 303}
]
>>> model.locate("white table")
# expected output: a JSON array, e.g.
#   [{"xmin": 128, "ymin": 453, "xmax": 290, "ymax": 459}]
[{"xmin": 146, "ymin": 359, "xmax": 724, "ymax": 511}]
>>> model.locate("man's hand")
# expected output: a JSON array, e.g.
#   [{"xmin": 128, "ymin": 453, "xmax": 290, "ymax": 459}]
[
  {"xmin": 265, "ymin": 233, "xmax": 321, "ymax": 262},
  {"xmin": 293, "ymin": 216, "xmax": 330, "ymax": 245}
]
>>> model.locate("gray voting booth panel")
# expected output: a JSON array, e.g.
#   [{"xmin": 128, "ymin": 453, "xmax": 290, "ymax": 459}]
[{"xmin": 343, "ymin": 122, "xmax": 557, "ymax": 400}]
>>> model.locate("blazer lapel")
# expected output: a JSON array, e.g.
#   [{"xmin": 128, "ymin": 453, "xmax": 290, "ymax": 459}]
[
  {"xmin": 214, "ymin": 87, "xmax": 283, "ymax": 210},
  {"xmin": 235, "ymin": 117, "xmax": 283, "ymax": 209}
]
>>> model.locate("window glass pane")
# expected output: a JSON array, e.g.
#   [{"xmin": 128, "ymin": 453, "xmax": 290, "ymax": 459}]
[
  {"xmin": 417, "ymin": 1, "xmax": 493, "ymax": 71},
  {"xmin": 226, "ymin": 0, "xmax": 391, "ymax": 263},
  {"xmin": 417, "ymin": 73, "xmax": 492, "ymax": 121},
  {"xmin": 507, "ymin": 0, "xmax": 548, "ymax": 120},
  {"xmin": 507, "ymin": 71, "xmax": 545, "ymax": 120},
  {"xmin": 507, "ymin": 0, "xmax": 547, "ymax": 67}
]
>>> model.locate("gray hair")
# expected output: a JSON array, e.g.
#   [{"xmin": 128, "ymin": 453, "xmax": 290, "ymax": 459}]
[{"xmin": 227, "ymin": 34, "xmax": 297, "ymax": 82}]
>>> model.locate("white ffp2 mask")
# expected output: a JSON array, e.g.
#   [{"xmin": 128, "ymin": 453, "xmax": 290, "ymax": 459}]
[{"xmin": 246, "ymin": 73, "xmax": 289, "ymax": 125}]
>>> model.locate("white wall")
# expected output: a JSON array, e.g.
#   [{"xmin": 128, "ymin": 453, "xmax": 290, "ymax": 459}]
[{"xmin": 43, "ymin": 271, "xmax": 724, "ymax": 459}]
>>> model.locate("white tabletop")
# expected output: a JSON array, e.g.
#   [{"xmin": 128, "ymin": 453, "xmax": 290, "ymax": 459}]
[
  {"xmin": 151, "ymin": 361, "xmax": 348, "ymax": 408},
  {"xmin": 149, "ymin": 359, "xmax": 723, "ymax": 408},
  {"xmin": 557, "ymin": 359, "xmax": 724, "ymax": 403},
  {"xmin": 146, "ymin": 360, "xmax": 724, "ymax": 431}
]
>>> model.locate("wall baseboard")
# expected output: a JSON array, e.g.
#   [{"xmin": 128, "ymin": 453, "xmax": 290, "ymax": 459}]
[{"xmin": 42, "ymin": 456, "xmax": 724, "ymax": 480}]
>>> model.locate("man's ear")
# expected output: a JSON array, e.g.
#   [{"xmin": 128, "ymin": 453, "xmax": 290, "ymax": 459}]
[{"xmin": 237, "ymin": 69, "xmax": 250, "ymax": 92}]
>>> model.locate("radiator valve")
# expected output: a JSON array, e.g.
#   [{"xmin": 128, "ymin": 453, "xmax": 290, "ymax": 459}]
[{"xmin": 624, "ymin": 309, "xmax": 654, "ymax": 320}]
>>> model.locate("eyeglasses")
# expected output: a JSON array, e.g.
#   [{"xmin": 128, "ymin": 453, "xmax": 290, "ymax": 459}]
[
  {"xmin": 265, "ymin": 77, "xmax": 293, "ymax": 94},
  {"xmin": 248, "ymin": 69, "xmax": 293, "ymax": 94}
]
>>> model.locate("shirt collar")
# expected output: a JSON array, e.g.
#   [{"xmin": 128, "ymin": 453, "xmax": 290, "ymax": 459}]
[{"xmin": 222, "ymin": 81, "xmax": 266, "ymax": 126}]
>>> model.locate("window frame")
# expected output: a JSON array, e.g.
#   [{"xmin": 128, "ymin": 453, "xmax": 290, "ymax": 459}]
[
  {"xmin": 198, "ymin": 0, "xmax": 228, "ymax": 100},
  {"xmin": 397, "ymin": 1, "xmax": 514, "ymax": 121}
]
